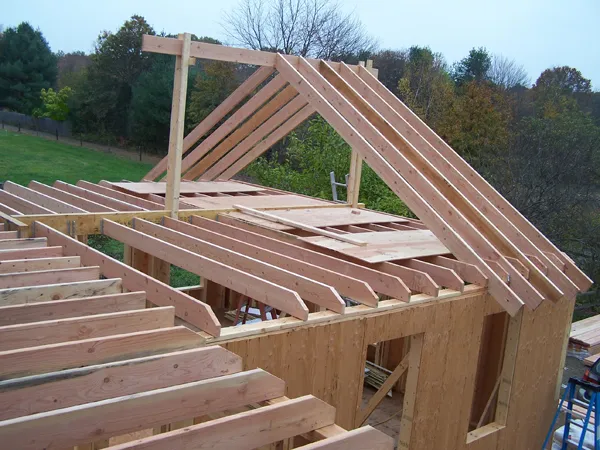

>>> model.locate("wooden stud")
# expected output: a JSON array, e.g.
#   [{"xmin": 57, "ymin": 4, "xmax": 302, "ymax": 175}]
[
  {"xmin": 165, "ymin": 32, "xmax": 192, "ymax": 218},
  {"xmin": 398, "ymin": 333, "xmax": 424, "ymax": 449}
]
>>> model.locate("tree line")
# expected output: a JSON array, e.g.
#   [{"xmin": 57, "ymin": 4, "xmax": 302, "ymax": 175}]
[{"xmin": 0, "ymin": 1, "xmax": 599, "ymax": 290}]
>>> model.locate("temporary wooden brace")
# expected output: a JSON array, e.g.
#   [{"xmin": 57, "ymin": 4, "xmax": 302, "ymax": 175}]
[
  {"xmin": 144, "ymin": 66, "xmax": 275, "ymax": 181},
  {"xmin": 190, "ymin": 215, "xmax": 411, "ymax": 301},
  {"xmin": 33, "ymin": 221, "xmax": 221, "ymax": 336},
  {"xmin": 164, "ymin": 217, "xmax": 377, "ymax": 306},
  {"xmin": 101, "ymin": 219, "xmax": 309, "ymax": 320},
  {"xmin": 165, "ymin": 32, "xmax": 192, "ymax": 217},
  {"xmin": 276, "ymin": 55, "xmax": 525, "ymax": 315},
  {"xmin": 234, "ymin": 205, "xmax": 368, "ymax": 246}
]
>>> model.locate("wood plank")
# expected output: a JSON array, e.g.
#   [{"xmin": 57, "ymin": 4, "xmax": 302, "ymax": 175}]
[
  {"xmin": 397, "ymin": 259, "xmax": 464, "ymax": 292},
  {"xmin": 111, "ymin": 181, "xmax": 265, "ymax": 195},
  {"xmin": 0, "ymin": 230, "xmax": 18, "ymax": 239},
  {"xmin": 0, "ymin": 306, "xmax": 175, "ymax": 351},
  {"xmin": 0, "ymin": 202, "xmax": 22, "ymax": 216},
  {"xmin": 29, "ymin": 181, "xmax": 116, "ymax": 213},
  {"xmin": 0, "ymin": 190, "xmax": 54, "ymax": 215},
  {"xmin": 103, "ymin": 219, "xmax": 309, "ymax": 320},
  {"xmin": 79, "ymin": 181, "xmax": 164, "ymax": 210},
  {"xmin": 296, "ymin": 426, "xmax": 394, "ymax": 449},
  {"xmin": 53, "ymin": 181, "xmax": 146, "ymax": 212},
  {"xmin": 180, "ymin": 194, "xmax": 329, "ymax": 210},
  {"xmin": 186, "ymin": 85, "xmax": 299, "ymax": 180},
  {"xmin": 34, "ymin": 222, "xmax": 221, "ymax": 336},
  {"xmin": 3, "ymin": 181, "xmax": 86, "ymax": 213},
  {"xmin": 277, "ymin": 54, "xmax": 526, "ymax": 315},
  {"xmin": 165, "ymin": 32, "xmax": 192, "ymax": 216},
  {"xmin": 192, "ymin": 216, "xmax": 411, "ymax": 301},
  {"xmin": 421, "ymin": 256, "xmax": 488, "ymax": 287},
  {"xmin": 0, "ymin": 266, "xmax": 99, "ymax": 289},
  {"xmin": 235, "ymin": 205, "xmax": 368, "ymax": 246},
  {"xmin": 164, "ymin": 217, "xmax": 377, "ymax": 307},
  {"xmin": 0, "ymin": 246, "xmax": 63, "ymax": 261},
  {"xmin": 0, "ymin": 291, "xmax": 146, "ymax": 326},
  {"xmin": 0, "ymin": 346, "xmax": 241, "ymax": 420},
  {"xmin": 135, "ymin": 218, "xmax": 342, "ymax": 313},
  {"xmin": 0, "ymin": 326, "xmax": 203, "ymax": 379},
  {"xmin": 0, "ymin": 237, "xmax": 47, "ymax": 250},
  {"xmin": 106, "ymin": 395, "xmax": 336, "ymax": 450},
  {"xmin": 355, "ymin": 63, "xmax": 592, "ymax": 293},
  {"xmin": 144, "ymin": 66, "xmax": 275, "ymax": 181},
  {"xmin": 0, "ymin": 256, "xmax": 80, "ymax": 274},
  {"xmin": 302, "ymin": 230, "xmax": 450, "ymax": 263},
  {"xmin": 219, "ymin": 104, "xmax": 315, "ymax": 180},
  {"xmin": 357, "ymin": 353, "xmax": 409, "ymax": 426},
  {"xmin": 0, "ymin": 368, "xmax": 285, "ymax": 450},
  {"xmin": 0, "ymin": 278, "xmax": 122, "ymax": 306}
]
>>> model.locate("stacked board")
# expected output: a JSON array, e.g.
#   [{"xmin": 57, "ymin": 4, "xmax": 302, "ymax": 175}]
[{"xmin": 571, "ymin": 315, "xmax": 600, "ymax": 358}]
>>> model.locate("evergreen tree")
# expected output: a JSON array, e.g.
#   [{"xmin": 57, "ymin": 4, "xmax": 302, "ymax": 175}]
[{"xmin": 0, "ymin": 22, "xmax": 57, "ymax": 113}]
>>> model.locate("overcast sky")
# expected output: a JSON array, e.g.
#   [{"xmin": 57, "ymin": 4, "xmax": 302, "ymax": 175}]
[{"xmin": 4, "ymin": 0, "xmax": 599, "ymax": 88}]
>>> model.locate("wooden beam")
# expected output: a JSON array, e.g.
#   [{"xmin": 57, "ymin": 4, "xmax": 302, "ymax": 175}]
[
  {"xmin": 0, "ymin": 256, "xmax": 80, "ymax": 274},
  {"xmin": 179, "ymin": 75, "xmax": 288, "ymax": 179},
  {"xmin": 53, "ymin": 181, "xmax": 146, "ymax": 212},
  {"xmin": 276, "ymin": 54, "xmax": 525, "ymax": 315},
  {"xmin": 0, "ymin": 202, "xmax": 22, "ymax": 216},
  {"xmin": 0, "ymin": 326, "xmax": 204, "ymax": 379},
  {"xmin": 200, "ymin": 95, "xmax": 308, "ymax": 181},
  {"xmin": 0, "ymin": 346, "xmax": 241, "ymax": 421},
  {"xmin": 80, "ymin": 181, "xmax": 164, "ymax": 210},
  {"xmin": 354, "ymin": 64, "xmax": 590, "ymax": 294},
  {"xmin": 144, "ymin": 66, "xmax": 275, "ymax": 181},
  {"xmin": 0, "ymin": 230, "xmax": 18, "ymax": 239},
  {"xmin": 29, "ymin": 181, "xmax": 116, "ymax": 213},
  {"xmin": 0, "ymin": 246, "xmax": 63, "ymax": 261},
  {"xmin": 356, "ymin": 353, "xmax": 409, "ymax": 427},
  {"xmin": 102, "ymin": 219, "xmax": 309, "ymax": 320},
  {"xmin": 318, "ymin": 60, "xmax": 557, "ymax": 306},
  {"xmin": 192, "ymin": 215, "xmax": 410, "ymax": 301},
  {"xmin": 298, "ymin": 426, "xmax": 394, "ymax": 449},
  {"xmin": 0, "ymin": 278, "xmax": 122, "ymax": 306},
  {"xmin": 234, "ymin": 205, "xmax": 367, "ymax": 246},
  {"xmin": 0, "ymin": 369, "xmax": 285, "ymax": 450},
  {"xmin": 185, "ymin": 85, "xmax": 299, "ymax": 180},
  {"xmin": 397, "ymin": 259, "xmax": 464, "ymax": 292},
  {"xmin": 33, "ymin": 222, "xmax": 221, "ymax": 336},
  {"xmin": 0, "ymin": 190, "xmax": 54, "ymax": 215},
  {"xmin": 0, "ymin": 237, "xmax": 47, "ymax": 250},
  {"xmin": 165, "ymin": 217, "xmax": 376, "ymax": 307},
  {"xmin": 0, "ymin": 266, "xmax": 100, "ymax": 289},
  {"xmin": 372, "ymin": 261, "xmax": 439, "ymax": 297},
  {"xmin": 0, "ymin": 291, "xmax": 146, "ymax": 326},
  {"xmin": 422, "ymin": 255, "xmax": 488, "ymax": 287},
  {"xmin": 165, "ymin": 32, "xmax": 192, "ymax": 217},
  {"xmin": 106, "ymin": 395, "xmax": 336, "ymax": 450},
  {"xmin": 219, "ymin": 104, "xmax": 315, "ymax": 180}
]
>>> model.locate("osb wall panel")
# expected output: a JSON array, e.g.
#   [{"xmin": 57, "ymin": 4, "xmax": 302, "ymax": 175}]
[{"xmin": 221, "ymin": 291, "xmax": 574, "ymax": 450}]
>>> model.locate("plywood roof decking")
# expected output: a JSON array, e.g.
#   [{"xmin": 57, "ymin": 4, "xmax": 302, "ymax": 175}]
[
  {"xmin": 225, "ymin": 207, "xmax": 410, "ymax": 231},
  {"xmin": 0, "ymin": 230, "xmax": 392, "ymax": 450},
  {"xmin": 110, "ymin": 180, "xmax": 265, "ymax": 195},
  {"xmin": 301, "ymin": 229, "xmax": 450, "ymax": 263},
  {"xmin": 181, "ymin": 193, "xmax": 331, "ymax": 209}
]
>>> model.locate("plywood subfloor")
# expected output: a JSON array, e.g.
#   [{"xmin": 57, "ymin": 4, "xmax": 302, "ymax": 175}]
[
  {"xmin": 224, "ymin": 207, "xmax": 409, "ymax": 231},
  {"xmin": 181, "ymin": 194, "xmax": 331, "ymax": 209},
  {"xmin": 110, "ymin": 181, "xmax": 265, "ymax": 195},
  {"xmin": 301, "ymin": 230, "xmax": 450, "ymax": 263}
]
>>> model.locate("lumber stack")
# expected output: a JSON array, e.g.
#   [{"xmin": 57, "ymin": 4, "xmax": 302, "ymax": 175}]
[{"xmin": 570, "ymin": 315, "xmax": 600, "ymax": 356}]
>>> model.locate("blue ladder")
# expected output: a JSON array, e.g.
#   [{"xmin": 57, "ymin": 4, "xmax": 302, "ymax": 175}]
[{"xmin": 543, "ymin": 377, "xmax": 600, "ymax": 449}]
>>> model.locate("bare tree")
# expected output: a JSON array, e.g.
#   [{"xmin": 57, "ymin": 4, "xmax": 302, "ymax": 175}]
[
  {"xmin": 489, "ymin": 54, "xmax": 530, "ymax": 89},
  {"xmin": 222, "ymin": 0, "xmax": 376, "ymax": 60}
]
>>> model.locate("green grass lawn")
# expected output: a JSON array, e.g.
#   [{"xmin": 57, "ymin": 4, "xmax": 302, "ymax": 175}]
[
  {"xmin": 0, "ymin": 131, "xmax": 198, "ymax": 288},
  {"xmin": 0, "ymin": 131, "xmax": 153, "ymax": 185}
]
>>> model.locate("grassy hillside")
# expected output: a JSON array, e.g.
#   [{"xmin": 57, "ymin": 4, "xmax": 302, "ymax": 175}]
[
  {"xmin": 0, "ymin": 131, "xmax": 197, "ymax": 287},
  {"xmin": 0, "ymin": 131, "xmax": 153, "ymax": 185}
]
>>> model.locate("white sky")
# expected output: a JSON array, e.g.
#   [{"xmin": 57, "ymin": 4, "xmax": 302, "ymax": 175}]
[{"xmin": 4, "ymin": 0, "xmax": 600, "ymax": 88}]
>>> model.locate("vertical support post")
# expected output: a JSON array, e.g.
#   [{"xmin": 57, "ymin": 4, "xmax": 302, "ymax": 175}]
[
  {"xmin": 165, "ymin": 32, "xmax": 192, "ymax": 218},
  {"xmin": 398, "ymin": 333, "xmax": 424, "ymax": 450}
]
